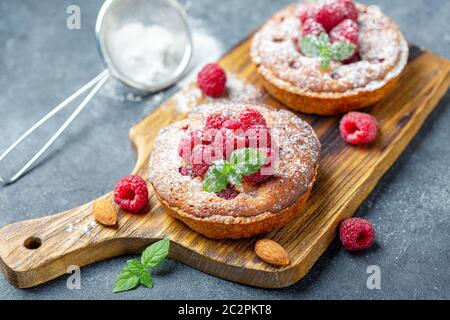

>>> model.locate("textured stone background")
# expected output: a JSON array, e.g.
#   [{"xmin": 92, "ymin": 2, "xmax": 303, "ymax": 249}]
[{"xmin": 0, "ymin": 0, "xmax": 449, "ymax": 299}]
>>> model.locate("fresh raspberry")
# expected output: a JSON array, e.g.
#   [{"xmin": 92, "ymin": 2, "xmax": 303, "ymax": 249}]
[
  {"xmin": 179, "ymin": 166, "xmax": 197, "ymax": 179},
  {"xmin": 314, "ymin": 0, "xmax": 358, "ymax": 32},
  {"xmin": 222, "ymin": 119, "xmax": 244, "ymax": 131},
  {"xmin": 302, "ymin": 18, "xmax": 326, "ymax": 37},
  {"xmin": 299, "ymin": 7, "xmax": 315, "ymax": 24},
  {"xmin": 243, "ymin": 148, "xmax": 275, "ymax": 184},
  {"xmin": 239, "ymin": 108, "xmax": 267, "ymax": 130},
  {"xmin": 178, "ymin": 136, "xmax": 192, "ymax": 162},
  {"xmin": 340, "ymin": 112, "xmax": 378, "ymax": 145},
  {"xmin": 214, "ymin": 128, "xmax": 247, "ymax": 158},
  {"xmin": 178, "ymin": 130, "xmax": 213, "ymax": 162},
  {"xmin": 246, "ymin": 125, "xmax": 272, "ymax": 149},
  {"xmin": 197, "ymin": 63, "xmax": 227, "ymax": 97},
  {"xmin": 330, "ymin": 19, "xmax": 359, "ymax": 45},
  {"xmin": 341, "ymin": 0, "xmax": 358, "ymax": 21},
  {"xmin": 216, "ymin": 185, "xmax": 240, "ymax": 200},
  {"xmin": 193, "ymin": 129, "xmax": 214, "ymax": 146},
  {"xmin": 330, "ymin": 19, "xmax": 359, "ymax": 63},
  {"xmin": 342, "ymin": 52, "xmax": 360, "ymax": 64},
  {"xmin": 114, "ymin": 175, "xmax": 149, "ymax": 213},
  {"xmin": 190, "ymin": 145, "xmax": 218, "ymax": 178},
  {"xmin": 205, "ymin": 113, "xmax": 229, "ymax": 130},
  {"xmin": 339, "ymin": 218, "xmax": 375, "ymax": 251}
]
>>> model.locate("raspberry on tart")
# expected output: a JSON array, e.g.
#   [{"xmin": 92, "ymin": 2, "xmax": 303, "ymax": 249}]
[
  {"xmin": 243, "ymin": 148, "xmax": 275, "ymax": 184},
  {"xmin": 206, "ymin": 113, "xmax": 229, "ymax": 130},
  {"xmin": 178, "ymin": 129, "xmax": 213, "ymax": 162},
  {"xmin": 213, "ymin": 127, "xmax": 248, "ymax": 158},
  {"xmin": 251, "ymin": 0, "xmax": 409, "ymax": 115},
  {"xmin": 190, "ymin": 144, "xmax": 218, "ymax": 178},
  {"xmin": 330, "ymin": 19, "xmax": 359, "ymax": 45},
  {"xmin": 246, "ymin": 125, "xmax": 272, "ymax": 149},
  {"xmin": 149, "ymin": 103, "xmax": 320, "ymax": 239},
  {"xmin": 239, "ymin": 108, "xmax": 267, "ymax": 129},
  {"xmin": 302, "ymin": 18, "xmax": 326, "ymax": 37}
]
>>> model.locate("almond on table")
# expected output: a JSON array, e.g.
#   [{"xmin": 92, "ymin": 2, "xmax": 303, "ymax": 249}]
[{"xmin": 93, "ymin": 199, "xmax": 118, "ymax": 227}]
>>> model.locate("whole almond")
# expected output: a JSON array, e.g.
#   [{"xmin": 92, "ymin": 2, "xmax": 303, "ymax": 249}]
[
  {"xmin": 255, "ymin": 239, "xmax": 290, "ymax": 267},
  {"xmin": 93, "ymin": 199, "xmax": 118, "ymax": 227}
]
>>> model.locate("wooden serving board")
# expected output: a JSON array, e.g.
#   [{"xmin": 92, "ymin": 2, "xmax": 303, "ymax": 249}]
[{"xmin": 0, "ymin": 37, "xmax": 449, "ymax": 289}]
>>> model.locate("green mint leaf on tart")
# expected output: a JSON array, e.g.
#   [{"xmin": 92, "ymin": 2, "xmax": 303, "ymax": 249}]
[
  {"xmin": 202, "ymin": 148, "xmax": 266, "ymax": 193},
  {"xmin": 202, "ymin": 160, "xmax": 230, "ymax": 192},
  {"xmin": 141, "ymin": 238, "xmax": 171, "ymax": 268},
  {"xmin": 332, "ymin": 41, "xmax": 356, "ymax": 61},
  {"xmin": 230, "ymin": 148, "xmax": 266, "ymax": 177},
  {"xmin": 226, "ymin": 167, "xmax": 243, "ymax": 186},
  {"xmin": 113, "ymin": 238, "xmax": 170, "ymax": 293},
  {"xmin": 299, "ymin": 35, "xmax": 320, "ymax": 57},
  {"xmin": 300, "ymin": 32, "xmax": 355, "ymax": 70}
]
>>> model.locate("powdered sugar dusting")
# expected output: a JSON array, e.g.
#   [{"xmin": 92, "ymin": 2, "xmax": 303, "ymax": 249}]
[
  {"xmin": 66, "ymin": 218, "xmax": 100, "ymax": 239},
  {"xmin": 175, "ymin": 73, "xmax": 263, "ymax": 113},
  {"xmin": 250, "ymin": 2, "xmax": 409, "ymax": 96}
]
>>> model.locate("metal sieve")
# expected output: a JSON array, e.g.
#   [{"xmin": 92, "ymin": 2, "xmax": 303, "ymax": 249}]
[{"xmin": 0, "ymin": 0, "xmax": 193, "ymax": 184}]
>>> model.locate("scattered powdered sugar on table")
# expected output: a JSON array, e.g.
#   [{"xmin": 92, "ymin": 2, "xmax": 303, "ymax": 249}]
[
  {"xmin": 177, "ymin": 18, "xmax": 225, "ymax": 88},
  {"xmin": 66, "ymin": 219, "xmax": 99, "ymax": 239},
  {"xmin": 175, "ymin": 73, "xmax": 264, "ymax": 113},
  {"xmin": 101, "ymin": 78, "xmax": 144, "ymax": 103}
]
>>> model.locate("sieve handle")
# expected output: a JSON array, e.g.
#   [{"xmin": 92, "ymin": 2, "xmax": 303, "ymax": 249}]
[{"xmin": 0, "ymin": 70, "xmax": 111, "ymax": 185}]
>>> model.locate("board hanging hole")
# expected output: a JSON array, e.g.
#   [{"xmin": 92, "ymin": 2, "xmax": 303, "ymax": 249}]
[{"xmin": 24, "ymin": 237, "xmax": 42, "ymax": 250}]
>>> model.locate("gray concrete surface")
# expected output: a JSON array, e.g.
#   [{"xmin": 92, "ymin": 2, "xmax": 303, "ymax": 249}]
[{"xmin": 0, "ymin": 0, "xmax": 449, "ymax": 300}]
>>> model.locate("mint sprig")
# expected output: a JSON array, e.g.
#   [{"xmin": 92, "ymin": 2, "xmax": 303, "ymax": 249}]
[
  {"xmin": 300, "ymin": 32, "xmax": 355, "ymax": 70},
  {"xmin": 202, "ymin": 148, "xmax": 266, "ymax": 193},
  {"xmin": 113, "ymin": 238, "xmax": 170, "ymax": 293}
]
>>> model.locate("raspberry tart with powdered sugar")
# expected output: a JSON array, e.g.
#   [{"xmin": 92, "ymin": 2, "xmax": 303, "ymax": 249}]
[
  {"xmin": 148, "ymin": 103, "xmax": 320, "ymax": 239},
  {"xmin": 250, "ymin": 0, "xmax": 409, "ymax": 115}
]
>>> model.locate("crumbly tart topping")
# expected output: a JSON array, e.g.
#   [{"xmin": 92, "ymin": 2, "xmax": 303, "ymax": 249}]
[
  {"xmin": 250, "ymin": 2, "xmax": 409, "ymax": 95},
  {"xmin": 149, "ymin": 102, "xmax": 320, "ymax": 218}
]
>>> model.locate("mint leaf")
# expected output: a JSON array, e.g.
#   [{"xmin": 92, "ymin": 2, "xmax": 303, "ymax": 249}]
[
  {"xmin": 332, "ymin": 41, "xmax": 355, "ymax": 61},
  {"xmin": 113, "ymin": 268, "xmax": 141, "ymax": 293},
  {"xmin": 141, "ymin": 238, "xmax": 170, "ymax": 269},
  {"xmin": 300, "ymin": 36, "xmax": 320, "ymax": 58},
  {"xmin": 202, "ymin": 148, "xmax": 268, "ymax": 193},
  {"xmin": 318, "ymin": 32, "xmax": 331, "ymax": 46},
  {"xmin": 113, "ymin": 239, "xmax": 170, "ymax": 293},
  {"xmin": 139, "ymin": 271, "xmax": 153, "ymax": 288},
  {"xmin": 226, "ymin": 168, "xmax": 243, "ymax": 186},
  {"xmin": 301, "ymin": 33, "xmax": 350, "ymax": 70},
  {"xmin": 202, "ymin": 160, "xmax": 229, "ymax": 192},
  {"xmin": 320, "ymin": 54, "xmax": 332, "ymax": 70},
  {"xmin": 126, "ymin": 259, "xmax": 145, "ymax": 274},
  {"xmin": 230, "ymin": 148, "xmax": 266, "ymax": 176}
]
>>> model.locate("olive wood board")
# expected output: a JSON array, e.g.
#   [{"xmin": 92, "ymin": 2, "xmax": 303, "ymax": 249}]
[{"xmin": 0, "ymin": 38, "xmax": 449, "ymax": 288}]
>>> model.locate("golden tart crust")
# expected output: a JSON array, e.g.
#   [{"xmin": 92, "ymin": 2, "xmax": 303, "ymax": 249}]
[
  {"xmin": 148, "ymin": 102, "xmax": 320, "ymax": 239},
  {"xmin": 250, "ymin": 2, "xmax": 409, "ymax": 115}
]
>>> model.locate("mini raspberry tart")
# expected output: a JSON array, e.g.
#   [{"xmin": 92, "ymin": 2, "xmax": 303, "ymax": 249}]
[
  {"xmin": 250, "ymin": 0, "xmax": 409, "ymax": 115},
  {"xmin": 148, "ymin": 102, "xmax": 320, "ymax": 239}
]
